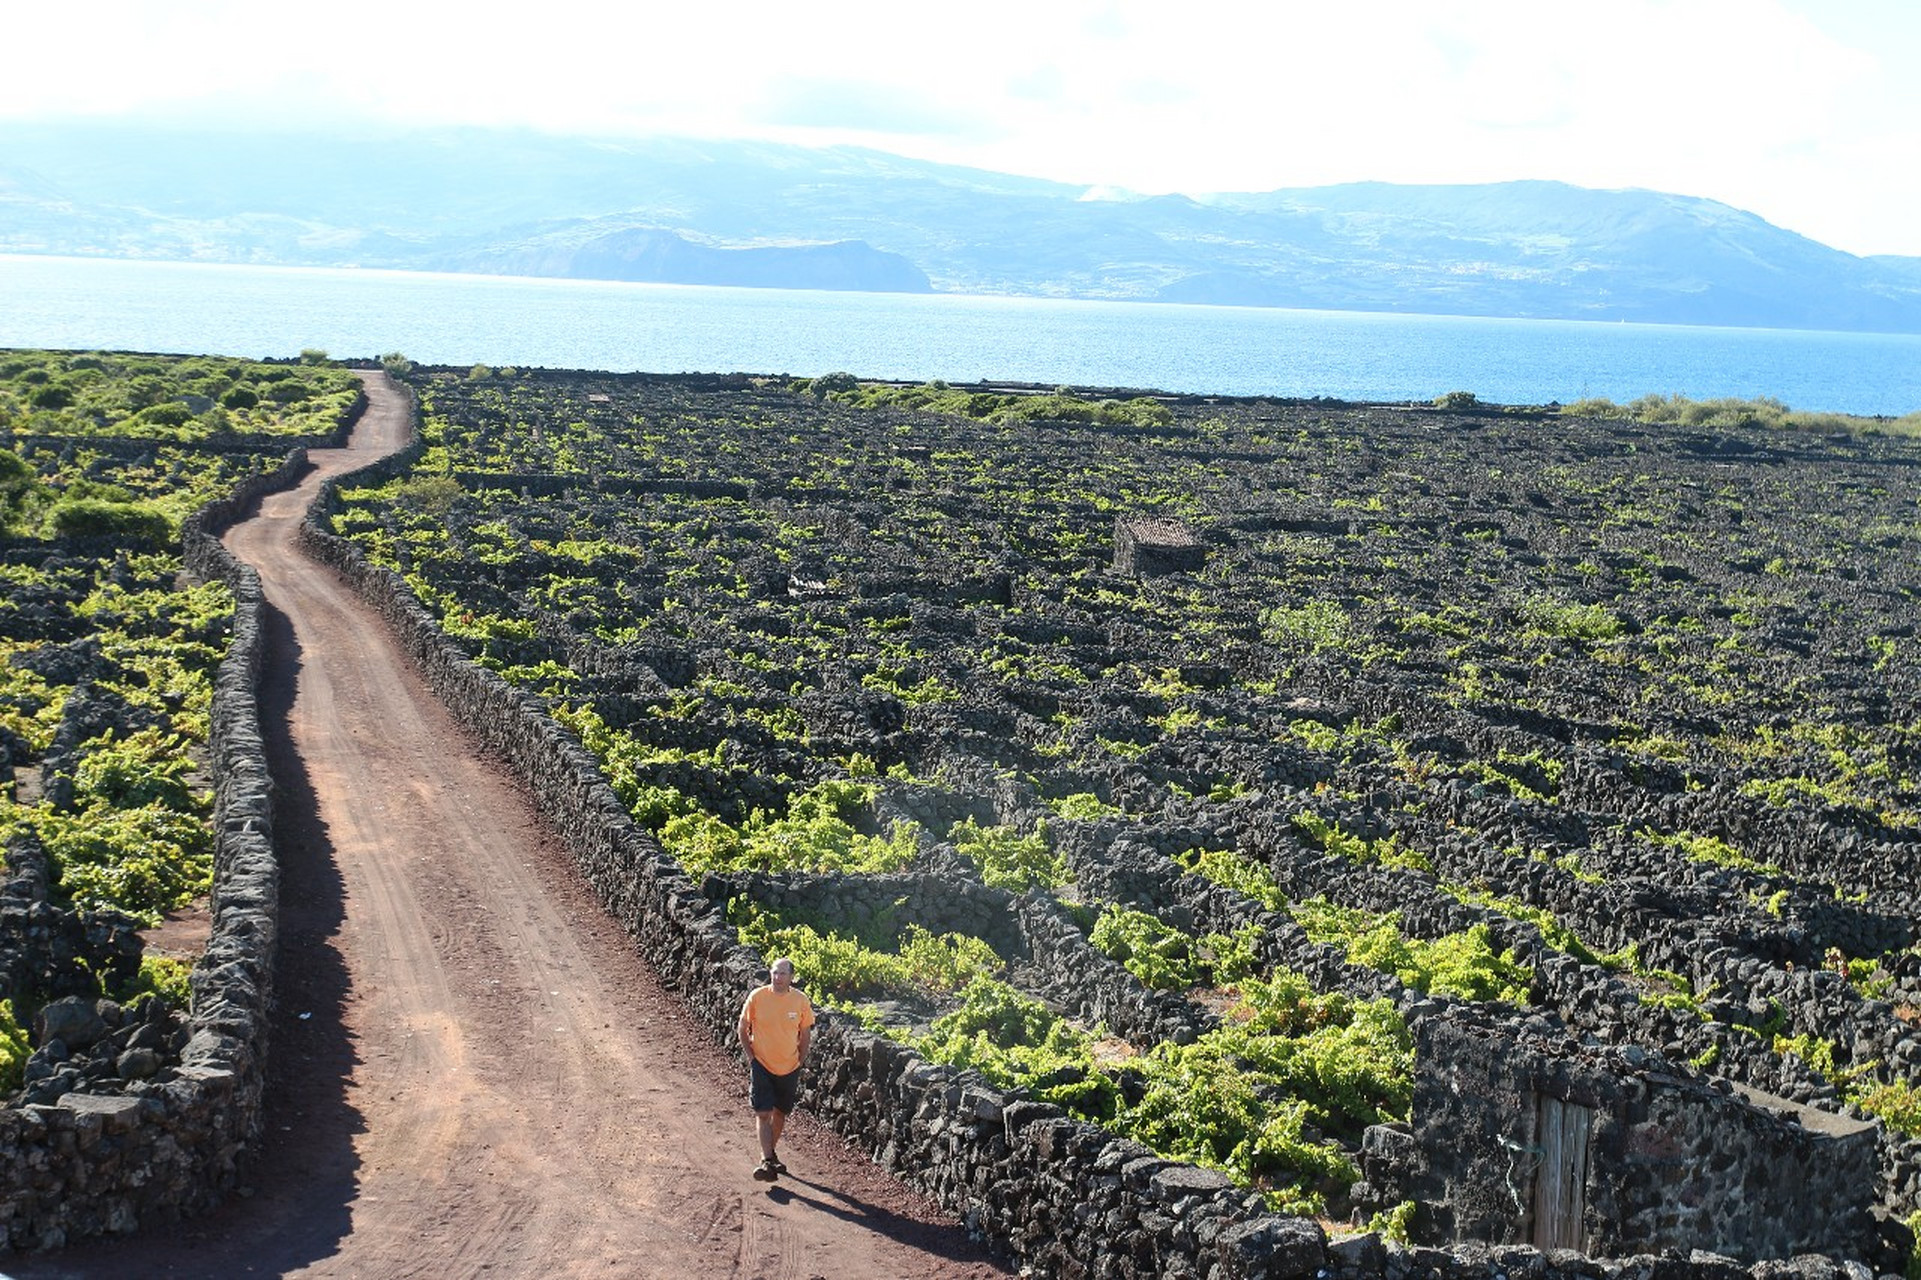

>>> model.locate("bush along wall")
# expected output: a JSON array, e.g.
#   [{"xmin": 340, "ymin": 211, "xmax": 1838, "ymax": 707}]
[
  {"xmin": 290, "ymin": 433, "xmax": 1912, "ymax": 1278},
  {"xmin": 0, "ymin": 447, "xmax": 306, "ymax": 1252}
]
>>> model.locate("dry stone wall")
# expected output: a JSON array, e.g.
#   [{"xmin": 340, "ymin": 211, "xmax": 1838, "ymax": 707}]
[{"xmin": 1406, "ymin": 1014, "xmax": 1878, "ymax": 1261}]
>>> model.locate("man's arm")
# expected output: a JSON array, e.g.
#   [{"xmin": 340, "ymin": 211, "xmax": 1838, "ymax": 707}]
[
  {"xmin": 796, "ymin": 1022, "xmax": 811, "ymax": 1066},
  {"xmin": 737, "ymin": 998, "xmax": 755, "ymax": 1056}
]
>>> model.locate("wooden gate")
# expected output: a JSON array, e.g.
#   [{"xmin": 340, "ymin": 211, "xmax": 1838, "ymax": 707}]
[{"xmin": 1531, "ymin": 1096, "xmax": 1593, "ymax": 1249}]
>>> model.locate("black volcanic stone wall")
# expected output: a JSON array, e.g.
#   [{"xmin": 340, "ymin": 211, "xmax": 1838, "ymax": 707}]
[
  {"xmin": 702, "ymin": 868, "xmax": 1027, "ymax": 958},
  {"xmin": 0, "ymin": 835, "xmax": 142, "ymax": 1010},
  {"xmin": 1407, "ymin": 1014, "xmax": 1878, "ymax": 1263}
]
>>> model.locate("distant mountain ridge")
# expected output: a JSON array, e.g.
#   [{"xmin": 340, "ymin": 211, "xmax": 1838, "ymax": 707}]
[
  {"xmin": 3, "ymin": 121, "xmax": 1918, "ymax": 332},
  {"xmin": 493, "ymin": 228, "xmax": 929, "ymax": 292}
]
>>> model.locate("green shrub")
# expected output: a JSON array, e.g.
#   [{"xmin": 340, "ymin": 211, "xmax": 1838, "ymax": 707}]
[
  {"xmin": 1560, "ymin": 398, "xmax": 1631, "ymax": 419},
  {"xmin": 0, "ymin": 448, "xmax": 46, "ymax": 533},
  {"xmin": 923, "ymin": 976, "xmax": 1057, "ymax": 1048},
  {"xmin": 1522, "ymin": 596, "xmax": 1622, "ymax": 642},
  {"xmin": 74, "ymin": 727, "xmax": 200, "ymax": 810},
  {"xmin": 1638, "ymin": 827, "xmax": 1782, "ymax": 877},
  {"xmin": 1178, "ymin": 845, "xmax": 1288, "ymax": 912},
  {"xmin": 1091, "ymin": 906, "xmax": 1201, "ymax": 990},
  {"xmin": 44, "ymin": 498, "xmax": 173, "ymax": 544},
  {"xmin": 898, "ymin": 926, "xmax": 1004, "ymax": 992},
  {"xmin": 629, "ymin": 783, "xmax": 698, "ymax": 831},
  {"xmin": 31, "ymin": 802, "xmax": 212, "ymax": 924},
  {"xmin": 913, "ymin": 963, "xmax": 1413, "ymax": 1212},
  {"xmin": 1204, "ymin": 925, "xmax": 1265, "ymax": 985},
  {"xmin": 735, "ymin": 917, "xmax": 907, "ymax": 999},
  {"xmin": 1844, "ymin": 1068, "xmax": 1921, "ymax": 1130},
  {"xmin": 948, "ymin": 817, "xmax": 1066, "ymax": 891},
  {"xmin": 1577, "ymin": 392, "xmax": 1890, "ymax": 437},
  {"xmin": 1047, "ymin": 791, "xmax": 1124, "ymax": 821},
  {"xmin": 1260, "ymin": 600, "xmax": 1352, "ymax": 654},
  {"xmin": 1293, "ymin": 809, "xmax": 1431, "ymax": 873},
  {"xmin": 1124, "ymin": 1051, "xmax": 1355, "ymax": 1213},
  {"xmin": 656, "ymin": 808, "xmax": 744, "ymax": 870},
  {"xmin": 1122, "ymin": 970, "xmax": 1411, "ymax": 1212},
  {"xmin": 1291, "ymin": 898, "xmax": 1531, "ymax": 1004},
  {"xmin": 834, "ymin": 380, "xmax": 1172, "ymax": 429},
  {"xmin": 133, "ymin": 402, "xmax": 195, "ymax": 429},
  {"xmin": 1445, "ymin": 883, "xmax": 1606, "ymax": 965},
  {"xmin": 392, "ymin": 473, "xmax": 464, "ymax": 517},
  {"xmin": 732, "ymin": 904, "xmax": 1001, "ymax": 1000},
  {"xmin": 917, "ymin": 978, "xmax": 1120, "ymax": 1118},
  {"xmin": 1368, "ymin": 1200, "xmax": 1418, "ymax": 1243},
  {"xmin": 0, "ymin": 998, "xmax": 29, "ymax": 1093},
  {"xmin": 657, "ymin": 780, "xmax": 919, "ymax": 876},
  {"xmin": 125, "ymin": 954, "xmax": 195, "ymax": 1009}
]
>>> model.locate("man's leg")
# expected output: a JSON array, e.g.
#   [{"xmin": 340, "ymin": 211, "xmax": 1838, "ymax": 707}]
[
  {"xmin": 767, "ymin": 1068, "xmax": 802, "ymax": 1167},
  {"xmin": 751, "ymin": 1059, "xmax": 783, "ymax": 1178},
  {"xmin": 768, "ymin": 1106, "xmax": 788, "ymax": 1155}
]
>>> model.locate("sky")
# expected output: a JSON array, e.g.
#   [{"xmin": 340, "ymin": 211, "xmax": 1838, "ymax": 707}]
[{"xmin": 5, "ymin": 0, "xmax": 1919, "ymax": 258}]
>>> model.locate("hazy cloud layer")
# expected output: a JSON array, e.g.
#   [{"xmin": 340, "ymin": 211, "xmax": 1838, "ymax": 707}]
[{"xmin": 4, "ymin": 0, "xmax": 1916, "ymax": 257}]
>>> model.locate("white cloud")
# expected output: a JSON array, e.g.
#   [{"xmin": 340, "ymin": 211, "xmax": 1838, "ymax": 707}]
[{"xmin": 3, "ymin": 0, "xmax": 1917, "ymax": 255}]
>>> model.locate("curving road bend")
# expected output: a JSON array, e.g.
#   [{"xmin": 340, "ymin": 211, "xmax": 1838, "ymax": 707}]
[{"xmin": 8, "ymin": 372, "xmax": 1008, "ymax": 1279}]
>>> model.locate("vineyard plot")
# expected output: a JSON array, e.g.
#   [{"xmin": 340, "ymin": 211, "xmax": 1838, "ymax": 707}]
[
  {"xmin": 334, "ymin": 366, "xmax": 1921, "ymax": 1257},
  {"xmin": 2, "ymin": 349, "xmax": 358, "ymax": 1118}
]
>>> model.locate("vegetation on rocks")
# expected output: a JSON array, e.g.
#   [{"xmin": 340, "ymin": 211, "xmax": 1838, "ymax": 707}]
[
  {"xmin": 1, "ymin": 350, "xmax": 358, "ymax": 541},
  {"xmin": 1558, "ymin": 392, "xmax": 1921, "ymax": 438},
  {"xmin": 0, "ymin": 999, "xmax": 28, "ymax": 1092},
  {"xmin": 3, "ymin": 348, "xmax": 354, "ymax": 1107},
  {"xmin": 14, "ymin": 345, "xmax": 1921, "ymax": 1262},
  {"xmin": 317, "ymin": 362, "xmax": 1921, "ymax": 1250}
]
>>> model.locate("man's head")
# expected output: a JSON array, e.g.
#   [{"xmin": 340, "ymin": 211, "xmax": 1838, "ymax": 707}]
[{"xmin": 769, "ymin": 957, "xmax": 795, "ymax": 992}]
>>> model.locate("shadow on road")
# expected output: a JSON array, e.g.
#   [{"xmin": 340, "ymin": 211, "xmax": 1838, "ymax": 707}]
[{"xmin": 764, "ymin": 1174, "xmax": 1000, "ymax": 1263}]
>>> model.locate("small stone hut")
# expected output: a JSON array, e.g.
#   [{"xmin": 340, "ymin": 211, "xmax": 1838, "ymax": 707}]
[
  {"xmin": 1393, "ymin": 1013, "xmax": 1878, "ymax": 1262},
  {"xmin": 1112, "ymin": 517, "xmax": 1205, "ymax": 577}
]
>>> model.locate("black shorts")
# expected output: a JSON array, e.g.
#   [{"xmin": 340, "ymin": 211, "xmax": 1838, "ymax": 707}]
[{"xmin": 750, "ymin": 1059, "xmax": 802, "ymax": 1114}]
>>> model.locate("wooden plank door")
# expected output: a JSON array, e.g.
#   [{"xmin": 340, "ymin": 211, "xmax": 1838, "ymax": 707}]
[{"xmin": 1531, "ymin": 1096, "xmax": 1592, "ymax": 1249}]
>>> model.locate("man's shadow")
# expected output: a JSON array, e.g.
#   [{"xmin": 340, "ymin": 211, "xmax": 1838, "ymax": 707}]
[{"xmin": 759, "ymin": 1172, "xmax": 1007, "ymax": 1266}]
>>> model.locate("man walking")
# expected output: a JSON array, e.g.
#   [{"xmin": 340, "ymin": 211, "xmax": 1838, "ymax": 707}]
[{"xmin": 737, "ymin": 956, "xmax": 814, "ymax": 1182}]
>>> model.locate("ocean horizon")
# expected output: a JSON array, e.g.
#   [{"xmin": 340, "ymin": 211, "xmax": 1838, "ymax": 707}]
[{"xmin": 4, "ymin": 254, "xmax": 1919, "ymax": 417}]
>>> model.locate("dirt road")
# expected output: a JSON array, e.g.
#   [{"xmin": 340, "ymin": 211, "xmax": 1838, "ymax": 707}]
[{"xmin": 8, "ymin": 373, "xmax": 1009, "ymax": 1279}]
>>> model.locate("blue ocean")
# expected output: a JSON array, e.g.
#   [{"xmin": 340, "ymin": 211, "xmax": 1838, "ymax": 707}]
[{"xmin": 3, "ymin": 254, "xmax": 1918, "ymax": 416}]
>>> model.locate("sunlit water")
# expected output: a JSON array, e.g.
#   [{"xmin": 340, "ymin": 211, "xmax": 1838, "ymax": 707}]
[{"xmin": 4, "ymin": 254, "xmax": 1919, "ymax": 415}]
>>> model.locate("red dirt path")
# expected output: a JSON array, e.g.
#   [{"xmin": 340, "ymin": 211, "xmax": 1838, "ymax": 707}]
[{"xmin": 5, "ymin": 373, "xmax": 1013, "ymax": 1280}]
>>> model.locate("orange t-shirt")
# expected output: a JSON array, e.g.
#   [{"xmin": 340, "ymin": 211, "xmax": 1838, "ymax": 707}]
[{"xmin": 741, "ymin": 986, "xmax": 815, "ymax": 1075}]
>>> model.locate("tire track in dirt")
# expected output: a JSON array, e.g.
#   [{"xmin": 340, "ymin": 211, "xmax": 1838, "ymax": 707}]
[{"xmin": 8, "ymin": 372, "xmax": 1010, "ymax": 1280}]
